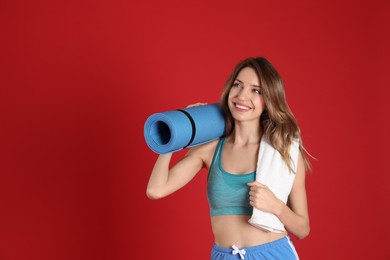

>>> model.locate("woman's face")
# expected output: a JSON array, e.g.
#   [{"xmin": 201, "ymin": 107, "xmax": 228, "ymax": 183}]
[{"xmin": 228, "ymin": 67, "xmax": 266, "ymax": 123}]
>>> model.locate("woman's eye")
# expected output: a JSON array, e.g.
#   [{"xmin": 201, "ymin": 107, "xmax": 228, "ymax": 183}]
[
  {"xmin": 253, "ymin": 89, "xmax": 262, "ymax": 94},
  {"xmin": 232, "ymin": 82, "xmax": 240, "ymax": 88}
]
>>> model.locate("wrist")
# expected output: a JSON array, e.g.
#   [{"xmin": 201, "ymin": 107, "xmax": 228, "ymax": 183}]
[{"xmin": 273, "ymin": 199, "xmax": 285, "ymax": 217}]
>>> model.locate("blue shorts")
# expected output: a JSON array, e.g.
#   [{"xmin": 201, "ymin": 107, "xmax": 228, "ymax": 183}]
[{"xmin": 210, "ymin": 236, "xmax": 299, "ymax": 260}]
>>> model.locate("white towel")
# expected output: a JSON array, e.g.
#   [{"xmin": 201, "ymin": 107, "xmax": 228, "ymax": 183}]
[{"xmin": 248, "ymin": 137, "xmax": 300, "ymax": 233}]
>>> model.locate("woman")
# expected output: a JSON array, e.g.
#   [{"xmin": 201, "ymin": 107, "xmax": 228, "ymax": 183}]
[{"xmin": 146, "ymin": 57, "xmax": 311, "ymax": 259}]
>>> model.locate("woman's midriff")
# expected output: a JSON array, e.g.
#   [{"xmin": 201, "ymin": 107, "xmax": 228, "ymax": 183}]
[{"xmin": 211, "ymin": 215, "xmax": 287, "ymax": 248}]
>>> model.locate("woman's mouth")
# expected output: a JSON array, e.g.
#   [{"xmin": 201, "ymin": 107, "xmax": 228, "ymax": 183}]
[{"xmin": 234, "ymin": 103, "xmax": 252, "ymax": 111}]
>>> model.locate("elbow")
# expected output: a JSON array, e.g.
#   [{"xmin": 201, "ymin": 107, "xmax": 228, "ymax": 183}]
[
  {"xmin": 146, "ymin": 188, "xmax": 164, "ymax": 200},
  {"xmin": 296, "ymin": 225, "xmax": 310, "ymax": 240}
]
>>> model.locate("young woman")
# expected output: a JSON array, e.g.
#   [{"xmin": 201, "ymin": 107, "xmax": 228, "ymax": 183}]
[{"xmin": 146, "ymin": 57, "xmax": 311, "ymax": 259}]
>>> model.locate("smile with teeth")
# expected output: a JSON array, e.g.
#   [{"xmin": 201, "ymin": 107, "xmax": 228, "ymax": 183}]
[{"xmin": 234, "ymin": 103, "xmax": 252, "ymax": 110}]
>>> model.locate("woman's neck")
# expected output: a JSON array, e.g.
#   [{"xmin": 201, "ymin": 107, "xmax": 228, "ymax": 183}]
[{"xmin": 229, "ymin": 121, "xmax": 262, "ymax": 145}]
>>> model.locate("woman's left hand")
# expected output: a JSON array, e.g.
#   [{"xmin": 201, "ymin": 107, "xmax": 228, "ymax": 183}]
[{"xmin": 247, "ymin": 181, "xmax": 283, "ymax": 214}]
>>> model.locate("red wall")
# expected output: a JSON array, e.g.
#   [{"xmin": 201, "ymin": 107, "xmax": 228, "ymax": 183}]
[{"xmin": 1, "ymin": 0, "xmax": 389, "ymax": 259}]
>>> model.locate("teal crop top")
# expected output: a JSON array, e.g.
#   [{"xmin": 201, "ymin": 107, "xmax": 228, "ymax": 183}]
[{"xmin": 207, "ymin": 137, "xmax": 256, "ymax": 216}]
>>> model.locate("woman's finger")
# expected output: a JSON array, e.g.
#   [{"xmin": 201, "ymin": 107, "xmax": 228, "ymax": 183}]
[{"xmin": 186, "ymin": 102, "xmax": 208, "ymax": 108}]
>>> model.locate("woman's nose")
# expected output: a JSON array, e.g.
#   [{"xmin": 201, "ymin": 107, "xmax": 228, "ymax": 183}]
[{"xmin": 237, "ymin": 88, "xmax": 249, "ymax": 100}]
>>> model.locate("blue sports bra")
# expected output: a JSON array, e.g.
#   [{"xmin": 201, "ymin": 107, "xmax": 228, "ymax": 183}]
[{"xmin": 207, "ymin": 137, "xmax": 256, "ymax": 216}]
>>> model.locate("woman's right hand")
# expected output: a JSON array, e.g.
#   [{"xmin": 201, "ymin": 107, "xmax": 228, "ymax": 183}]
[{"xmin": 186, "ymin": 102, "xmax": 208, "ymax": 108}]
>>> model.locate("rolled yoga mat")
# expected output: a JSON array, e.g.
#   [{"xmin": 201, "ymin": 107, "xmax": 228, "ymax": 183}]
[{"xmin": 144, "ymin": 103, "xmax": 226, "ymax": 154}]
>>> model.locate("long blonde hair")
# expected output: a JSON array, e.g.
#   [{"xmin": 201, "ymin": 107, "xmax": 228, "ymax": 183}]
[{"xmin": 220, "ymin": 57, "xmax": 311, "ymax": 172}]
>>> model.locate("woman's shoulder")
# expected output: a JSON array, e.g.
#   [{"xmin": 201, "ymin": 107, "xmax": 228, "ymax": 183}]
[
  {"xmin": 188, "ymin": 138, "xmax": 220, "ymax": 154},
  {"xmin": 186, "ymin": 138, "xmax": 221, "ymax": 164},
  {"xmin": 189, "ymin": 138, "xmax": 221, "ymax": 168}
]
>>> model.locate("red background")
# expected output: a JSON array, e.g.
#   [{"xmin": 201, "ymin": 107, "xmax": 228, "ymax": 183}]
[{"xmin": 1, "ymin": 0, "xmax": 389, "ymax": 259}]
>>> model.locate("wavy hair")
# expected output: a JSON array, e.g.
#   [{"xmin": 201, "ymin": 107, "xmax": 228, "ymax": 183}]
[{"xmin": 220, "ymin": 57, "xmax": 311, "ymax": 172}]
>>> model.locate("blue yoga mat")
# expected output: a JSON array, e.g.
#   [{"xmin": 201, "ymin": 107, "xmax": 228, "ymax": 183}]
[{"xmin": 144, "ymin": 103, "xmax": 226, "ymax": 154}]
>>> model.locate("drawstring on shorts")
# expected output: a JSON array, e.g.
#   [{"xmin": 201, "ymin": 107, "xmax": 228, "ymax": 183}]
[{"xmin": 231, "ymin": 245, "xmax": 246, "ymax": 259}]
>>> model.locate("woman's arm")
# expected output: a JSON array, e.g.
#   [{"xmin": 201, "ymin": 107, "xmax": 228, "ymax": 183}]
[
  {"xmin": 248, "ymin": 152, "xmax": 310, "ymax": 239},
  {"xmin": 274, "ymin": 152, "xmax": 310, "ymax": 239},
  {"xmin": 146, "ymin": 145, "xmax": 205, "ymax": 200},
  {"xmin": 146, "ymin": 102, "xmax": 210, "ymax": 200}
]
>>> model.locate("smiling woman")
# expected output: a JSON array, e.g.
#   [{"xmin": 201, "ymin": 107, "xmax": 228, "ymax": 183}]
[
  {"xmin": 227, "ymin": 67, "xmax": 266, "ymax": 123},
  {"xmin": 146, "ymin": 57, "xmax": 311, "ymax": 259}
]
